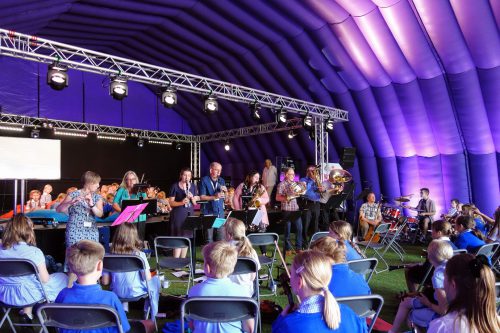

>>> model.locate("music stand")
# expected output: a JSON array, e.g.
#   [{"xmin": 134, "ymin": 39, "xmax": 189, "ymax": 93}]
[
  {"xmin": 183, "ymin": 215, "xmax": 218, "ymax": 272},
  {"xmin": 229, "ymin": 210, "xmax": 259, "ymax": 229},
  {"xmin": 121, "ymin": 199, "xmax": 157, "ymax": 216}
]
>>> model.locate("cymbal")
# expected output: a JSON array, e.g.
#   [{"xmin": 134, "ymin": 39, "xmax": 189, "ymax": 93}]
[
  {"xmin": 331, "ymin": 169, "xmax": 352, "ymax": 183},
  {"xmin": 394, "ymin": 197, "xmax": 410, "ymax": 202}
]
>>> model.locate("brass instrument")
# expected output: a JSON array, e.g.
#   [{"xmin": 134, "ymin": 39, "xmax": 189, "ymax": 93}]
[
  {"xmin": 286, "ymin": 181, "xmax": 306, "ymax": 202},
  {"xmin": 249, "ymin": 185, "xmax": 266, "ymax": 208},
  {"xmin": 327, "ymin": 169, "xmax": 352, "ymax": 195},
  {"xmin": 311, "ymin": 166, "xmax": 323, "ymax": 191}
]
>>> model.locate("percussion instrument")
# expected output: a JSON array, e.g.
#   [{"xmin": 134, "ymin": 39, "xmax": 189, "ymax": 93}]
[{"xmin": 382, "ymin": 206, "xmax": 401, "ymax": 222}]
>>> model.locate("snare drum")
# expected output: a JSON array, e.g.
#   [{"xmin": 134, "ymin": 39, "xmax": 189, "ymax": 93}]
[
  {"xmin": 406, "ymin": 217, "xmax": 419, "ymax": 228},
  {"xmin": 382, "ymin": 206, "xmax": 401, "ymax": 221}
]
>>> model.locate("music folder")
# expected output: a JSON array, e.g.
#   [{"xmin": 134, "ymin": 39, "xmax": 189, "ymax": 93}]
[
  {"xmin": 112, "ymin": 202, "xmax": 149, "ymax": 226},
  {"xmin": 121, "ymin": 199, "xmax": 157, "ymax": 216}
]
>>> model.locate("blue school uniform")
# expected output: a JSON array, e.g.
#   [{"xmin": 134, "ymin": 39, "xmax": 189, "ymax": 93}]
[
  {"xmin": 56, "ymin": 282, "xmax": 131, "ymax": 333},
  {"xmin": 272, "ymin": 295, "xmax": 367, "ymax": 333},
  {"xmin": 329, "ymin": 264, "xmax": 371, "ymax": 297},
  {"xmin": 345, "ymin": 242, "xmax": 363, "ymax": 261},
  {"xmin": 188, "ymin": 277, "xmax": 247, "ymax": 333},
  {"xmin": 0, "ymin": 242, "xmax": 67, "ymax": 305},
  {"xmin": 105, "ymin": 251, "xmax": 160, "ymax": 318},
  {"xmin": 454, "ymin": 230, "xmax": 485, "ymax": 253}
]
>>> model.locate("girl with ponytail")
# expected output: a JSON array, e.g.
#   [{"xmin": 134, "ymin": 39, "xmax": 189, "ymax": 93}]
[
  {"xmin": 272, "ymin": 250, "xmax": 367, "ymax": 333},
  {"xmin": 224, "ymin": 218, "xmax": 261, "ymax": 297}
]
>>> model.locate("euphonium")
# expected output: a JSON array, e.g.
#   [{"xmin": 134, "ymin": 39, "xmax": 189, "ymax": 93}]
[{"xmin": 286, "ymin": 181, "xmax": 306, "ymax": 202}]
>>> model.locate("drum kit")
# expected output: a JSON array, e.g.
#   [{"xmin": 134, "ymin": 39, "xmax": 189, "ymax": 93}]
[{"xmin": 380, "ymin": 195, "xmax": 421, "ymax": 230}]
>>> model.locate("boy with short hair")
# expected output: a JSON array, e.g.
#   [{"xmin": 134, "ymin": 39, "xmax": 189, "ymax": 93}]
[
  {"xmin": 188, "ymin": 241, "xmax": 253, "ymax": 333},
  {"xmin": 56, "ymin": 240, "xmax": 131, "ymax": 333}
]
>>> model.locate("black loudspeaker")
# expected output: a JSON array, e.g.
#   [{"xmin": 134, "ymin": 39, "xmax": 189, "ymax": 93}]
[{"xmin": 340, "ymin": 147, "xmax": 356, "ymax": 169}]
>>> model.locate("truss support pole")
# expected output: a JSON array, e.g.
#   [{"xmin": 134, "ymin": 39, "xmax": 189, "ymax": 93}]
[
  {"xmin": 314, "ymin": 118, "xmax": 328, "ymax": 179},
  {"xmin": 190, "ymin": 141, "xmax": 200, "ymax": 182}
]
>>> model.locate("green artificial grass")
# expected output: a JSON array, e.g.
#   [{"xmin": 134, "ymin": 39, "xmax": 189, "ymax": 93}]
[{"xmin": 153, "ymin": 241, "xmax": 428, "ymax": 333}]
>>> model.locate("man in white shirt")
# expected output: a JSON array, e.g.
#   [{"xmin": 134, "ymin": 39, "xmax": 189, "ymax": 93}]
[{"xmin": 262, "ymin": 159, "xmax": 277, "ymax": 207}]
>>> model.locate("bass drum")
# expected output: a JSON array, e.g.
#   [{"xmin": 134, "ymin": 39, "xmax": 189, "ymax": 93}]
[{"xmin": 382, "ymin": 206, "xmax": 401, "ymax": 222}]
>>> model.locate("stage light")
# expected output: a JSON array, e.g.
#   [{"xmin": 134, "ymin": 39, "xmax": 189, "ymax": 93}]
[
  {"xmin": 303, "ymin": 113, "xmax": 313, "ymax": 129},
  {"xmin": 129, "ymin": 132, "xmax": 139, "ymax": 138},
  {"xmin": 204, "ymin": 95, "xmax": 218, "ymax": 114},
  {"xmin": 54, "ymin": 129, "xmax": 87, "ymax": 137},
  {"xmin": 325, "ymin": 118, "xmax": 334, "ymax": 132},
  {"xmin": 137, "ymin": 139, "xmax": 145, "ymax": 148},
  {"xmin": 287, "ymin": 130, "xmax": 297, "ymax": 139},
  {"xmin": 30, "ymin": 129, "xmax": 40, "ymax": 138},
  {"xmin": 47, "ymin": 63, "xmax": 68, "ymax": 91},
  {"xmin": 161, "ymin": 88, "xmax": 177, "ymax": 108},
  {"xmin": 276, "ymin": 107, "xmax": 287, "ymax": 124},
  {"xmin": 250, "ymin": 102, "xmax": 261, "ymax": 121},
  {"xmin": 42, "ymin": 122, "xmax": 54, "ymax": 129},
  {"xmin": 224, "ymin": 141, "xmax": 231, "ymax": 151},
  {"xmin": 110, "ymin": 76, "xmax": 128, "ymax": 100},
  {"xmin": 97, "ymin": 133, "xmax": 126, "ymax": 141},
  {"xmin": 0, "ymin": 125, "xmax": 24, "ymax": 132},
  {"xmin": 175, "ymin": 143, "xmax": 182, "ymax": 151},
  {"xmin": 149, "ymin": 139, "xmax": 173, "ymax": 145}
]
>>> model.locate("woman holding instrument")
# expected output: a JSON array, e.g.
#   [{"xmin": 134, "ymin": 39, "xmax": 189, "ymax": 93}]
[
  {"xmin": 272, "ymin": 250, "xmax": 367, "ymax": 333},
  {"xmin": 232, "ymin": 170, "xmax": 269, "ymax": 232}
]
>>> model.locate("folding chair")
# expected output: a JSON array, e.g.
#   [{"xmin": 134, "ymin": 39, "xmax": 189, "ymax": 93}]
[
  {"xmin": 181, "ymin": 297, "xmax": 259, "ymax": 333},
  {"xmin": 475, "ymin": 242, "xmax": 500, "ymax": 259},
  {"xmin": 308, "ymin": 231, "xmax": 329, "ymax": 248},
  {"xmin": 347, "ymin": 258, "xmax": 378, "ymax": 283},
  {"xmin": 357, "ymin": 223, "xmax": 392, "ymax": 273},
  {"xmin": 103, "ymin": 254, "xmax": 157, "ymax": 329},
  {"xmin": 0, "ymin": 258, "xmax": 49, "ymax": 333},
  {"xmin": 231, "ymin": 257, "xmax": 260, "ymax": 333},
  {"xmin": 336, "ymin": 294, "xmax": 384, "ymax": 333},
  {"xmin": 36, "ymin": 303, "xmax": 124, "ymax": 333},
  {"xmin": 381, "ymin": 219, "xmax": 407, "ymax": 261},
  {"xmin": 247, "ymin": 233, "xmax": 279, "ymax": 296},
  {"xmin": 154, "ymin": 236, "xmax": 193, "ymax": 294}
]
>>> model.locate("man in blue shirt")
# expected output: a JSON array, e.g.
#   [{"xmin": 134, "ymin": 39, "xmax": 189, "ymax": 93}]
[
  {"xmin": 199, "ymin": 162, "xmax": 227, "ymax": 242},
  {"xmin": 300, "ymin": 166, "xmax": 324, "ymax": 246}
]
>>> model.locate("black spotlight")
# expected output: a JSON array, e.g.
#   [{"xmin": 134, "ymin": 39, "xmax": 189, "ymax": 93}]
[
  {"xmin": 325, "ymin": 118, "xmax": 334, "ymax": 132},
  {"xmin": 204, "ymin": 95, "xmax": 218, "ymax": 114},
  {"xmin": 224, "ymin": 141, "xmax": 231, "ymax": 151},
  {"xmin": 287, "ymin": 130, "xmax": 297, "ymax": 139},
  {"xmin": 47, "ymin": 63, "xmax": 69, "ymax": 90},
  {"xmin": 110, "ymin": 76, "xmax": 128, "ymax": 100},
  {"xmin": 250, "ymin": 102, "xmax": 261, "ymax": 121},
  {"xmin": 276, "ymin": 107, "xmax": 287, "ymax": 124},
  {"xmin": 30, "ymin": 129, "xmax": 40, "ymax": 138},
  {"xmin": 137, "ymin": 139, "xmax": 145, "ymax": 148},
  {"xmin": 303, "ymin": 113, "xmax": 313, "ymax": 129},
  {"xmin": 161, "ymin": 88, "xmax": 177, "ymax": 108},
  {"xmin": 175, "ymin": 143, "xmax": 182, "ymax": 151}
]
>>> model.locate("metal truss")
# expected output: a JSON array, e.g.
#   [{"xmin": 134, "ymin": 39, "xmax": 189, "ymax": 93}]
[
  {"xmin": 190, "ymin": 141, "xmax": 201, "ymax": 181},
  {"xmin": 0, "ymin": 113, "xmax": 196, "ymax": 143},
  {"xmin": 0, "ymin": 29, "xmax": 348, "ymax": 121},
  {"xmin": 314, "ymin": 119, "xmax": 329, "ymax": 178},
  {"xmin": 197, "ymin": 118, "xmax": 304, "ymax": 143}
]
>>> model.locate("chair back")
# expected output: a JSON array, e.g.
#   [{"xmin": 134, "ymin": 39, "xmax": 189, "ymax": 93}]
[
  {"xmin": 453, "ymin": 249, "xmax": 467, "ymax": 255},
  {"xmin": 36, "ymin": 303, "xmax": 124, "ymax": 333},
  {"xmin": 247, "ymin": 233, "xmax": 278, "ymax": 246},
  {"xmin": 476, "ymin": 242, "xmax": 499, "ymax": 258},
  {"xmin": 374, "ymin": 223, "xmax": 391, "ymax": 235},
  {"xmin": 103, "ymin": 254, "xmax": 146, "ymax": 273},
  {"xmin": 336, "ymin": 294, "xmax": 384, "ymax": 333},
  {"xmin": 231, "ymin": 257, "xmax": 260, "ymax": 300},
  {"xmin": 308, "ymin": 231, "xmax": 329, "ymax": 248},
  {"xmin": 0, "ymin": 258, "xmax": 50, "ymax": 303},
  {"xmin": 181, "ymin": 297, "xmax": 259, "ymax": 333},
  {"xmin": 347, "ymin": 258, "xmax": 378, "ymax": 283},
  {"xmin": 154, "ymin": 236, "xmax": 191, "ymax": 250}
]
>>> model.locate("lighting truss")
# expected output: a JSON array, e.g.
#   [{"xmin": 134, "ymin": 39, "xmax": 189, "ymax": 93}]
[
  {"xmin": 0, "ymin": 29, "xmax": 348, "ymax": 121},
  {"xmin": 197, "ymin": 118, "xmax": 304, "ymax": 143}
]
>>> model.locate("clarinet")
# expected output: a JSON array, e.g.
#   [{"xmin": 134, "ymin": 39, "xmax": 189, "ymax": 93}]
[{"xmin": 184, "ymin": 181, "xmax": 190, "ymax": 208}]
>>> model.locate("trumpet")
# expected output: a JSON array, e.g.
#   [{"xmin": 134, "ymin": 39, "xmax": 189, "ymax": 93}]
[{"xmin": 286, "ymin": 181, "xmax": 306, "ymax": 202}]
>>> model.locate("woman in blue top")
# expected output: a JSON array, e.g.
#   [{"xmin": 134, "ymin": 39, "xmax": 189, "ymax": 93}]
[
  {"xmin": 102, "ymin": 223, "xmax": 160, "ymax": 319},
  {"xmin": 272, "ymin": 250, "xmax": 367, "ymax": 333},
  {"xmin": 0, "ymin": 215, "xmax": 68, "ymax": 321},
  {"xmin": 310, "ymin": 236, "xmax": 371, "ymax": 297},
  {"xmin": 112, "ymin": 170, "xmax": 147, "ymax": 213},
  {"xmin": 328, "ymin": 220, "xmax": 364, "ymax": 261}
]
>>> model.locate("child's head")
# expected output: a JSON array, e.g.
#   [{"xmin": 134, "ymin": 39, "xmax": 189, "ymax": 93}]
[
  {"xmin": 291, "ymin": 250, "xmax": 340, "ymax": 330},
  {"xmin": 111, "ymin": 223, "xmax": 142, "ymax": 254},
  {"xmin": 106, "ymin": 193, "xmax": 115, "ymax": 203},
  {"xmin": 43, "ymin": 184, "xmax": 53, "ymax": 194},
  {"xmin": 2, "ymin": 215, "xmax": 36, "ymax": 249},
  {"xmin": 310, "ymin": 236, "xmax": 346, "ymax": 264},
  {"xmin": 202, "ymin": 241, "xmax": 238, "ymax": 279},
  {"xmin": 431, "ymin": 220, "xmax": 453, "ymax": 239},
  {"xmin": 56, "ymin": 193, "xmax": 66, "ymax": 202},
  {"xmin": 29, "ymin": 189, "xmax": 41, "ymax": 201},
  {"xmin": 66, "ymin": 240, "xmax": 105, "ymax": 278},
  {"xmin": 451, "ymin": 198, "xmax": 459, "ymax": 208},
  {"xmin": 427, "ymin": 239, "xmax": 453, "ymax": 266},
  {"xmin": 455, "ymin": 215, "xmax": 474, "ymax": 232},
  {"xmin": 328, "ymin": 220, "xmax": 352, "ymax": 241},
  {"xmin": 224, "ymin": 218, "xmax": 246, "ymax": 241}
]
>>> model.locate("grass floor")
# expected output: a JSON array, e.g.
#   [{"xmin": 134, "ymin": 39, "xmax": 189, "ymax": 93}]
[{"xmin": 154, "ymin": 241, "xmax": 427, "ymax": 333}]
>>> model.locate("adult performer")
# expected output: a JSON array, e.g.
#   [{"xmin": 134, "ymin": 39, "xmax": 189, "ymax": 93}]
[
  {"xmin": 262, "ymin": 159, "xmax": 277, "ymax": 207},
  {"xmin": 232, "ymin": 170, "xmax": 269, "ymax": 232},
  {"xmin": 276, "ymin": 167, "xmax": 304, "ymax": 255},
  {"xmin": 168, "ymin": 167, "xmax": 198, "ymax": 258},
  {"xmin": 199, "ymin": 162, "xmax": 227, "ymax": 242},
  {"xmin": 358, "ymin": 192, "xmax": 382, "ymax": 240},
  {"xmin": 319, "ymin": 169, "xmax": 345, "ymax": 230},
  {"xmin": 300, "ymin": 166, "xmax": 324, "ymax": 244}
]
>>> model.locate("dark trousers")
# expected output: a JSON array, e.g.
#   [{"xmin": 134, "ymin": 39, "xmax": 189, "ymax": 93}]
[
  {"xmin": 282, "ymin": 211, "xmax": 303, "ymax": 252},
  {"xmin": 302, "ymin": 201, "xmax": 320, "ymax": 243}
]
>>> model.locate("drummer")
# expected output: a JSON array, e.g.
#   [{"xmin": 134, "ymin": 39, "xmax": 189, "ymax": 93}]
[
  {"xmin": 359, "ymin": 192, "xmax": 382, "ymax": 240},
  {"xmin": 407, "ymin": 188, "xmax": 436, "ymax": 242}
]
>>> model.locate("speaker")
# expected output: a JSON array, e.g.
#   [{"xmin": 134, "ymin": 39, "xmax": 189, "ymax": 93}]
[{"xmin": 340, "ymin": 147, "xmax": 356, "ymax": 169}]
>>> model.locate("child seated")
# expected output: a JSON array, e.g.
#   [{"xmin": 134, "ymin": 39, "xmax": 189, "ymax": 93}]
[
  {"xmin": 224, "ymin": 218, "xmax": 261, "ymax": 297},
  {"xmin": 187, "ymin": 241, "xmax": 253, "ymax": 333},
  {"xmin": 0, "ymin": 215, "xmax": 68, "ymax": 321},
  {"xmin": 453, "ymin": 215, "xmax": 485, "ymax": 253},
  {"xmin": 56, "ymin": 240, "xmax": 131, "ymax": 333},
  {"xmin": 102, "ymin": 223, "xmax": 160, "ymax": 318},
  {"xmin": 310, "ymin": 236, "xmax": 371, "ymax": 297},
  {"xmin": 328, "ymin": 220, "xmax": 364, "ymax": 261},
  {"xmin": 389, "ymin": 240, "xmax": 453, "ymax": 333}
]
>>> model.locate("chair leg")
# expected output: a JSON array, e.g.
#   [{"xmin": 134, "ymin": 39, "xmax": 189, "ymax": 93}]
[{"xmin": 373, "ymin": 249, "xmax": 389, "ymax": 274}]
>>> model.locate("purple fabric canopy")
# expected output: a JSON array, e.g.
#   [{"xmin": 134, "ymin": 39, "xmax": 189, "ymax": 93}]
[{"xmin": 0, "ymin": 0, "xmax": 498, "ymax": 214}]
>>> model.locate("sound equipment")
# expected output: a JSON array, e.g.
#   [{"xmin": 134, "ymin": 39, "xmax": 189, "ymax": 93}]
[{"xmin": 340, "ymin": 147, "xmax": 356, "ymax": 169}]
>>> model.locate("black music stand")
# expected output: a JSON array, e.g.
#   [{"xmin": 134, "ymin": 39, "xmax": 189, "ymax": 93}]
[
  {"xmin": 183, "ymin": 215, "xmax": 218, "ymax": 273},
  {"xmin": 229, "ymin": 209, "xmax": 260, "ymax": 231}
]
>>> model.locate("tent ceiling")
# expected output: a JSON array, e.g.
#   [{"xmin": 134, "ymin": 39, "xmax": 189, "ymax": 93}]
[{"xmin": 0, "ymin": 0, "xmax": 498, "ymax": 213}]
